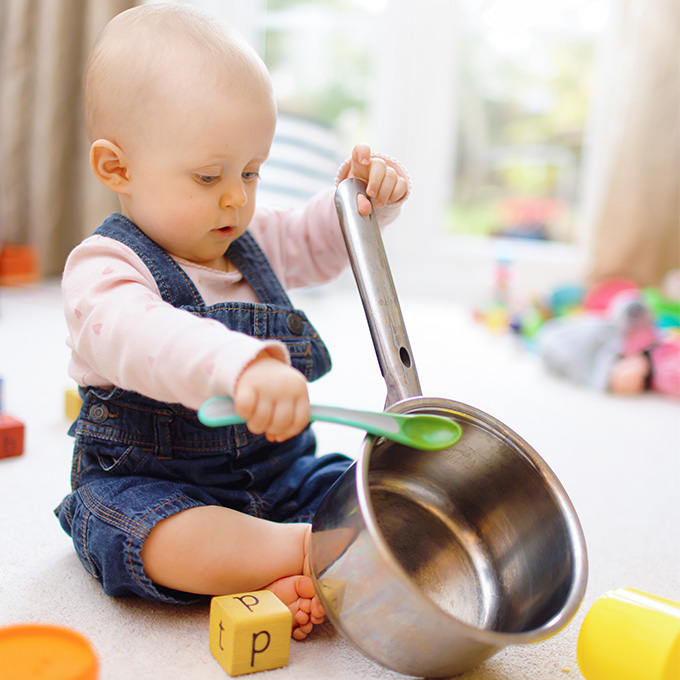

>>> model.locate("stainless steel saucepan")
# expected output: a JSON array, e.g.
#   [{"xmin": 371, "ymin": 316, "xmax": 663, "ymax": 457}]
[{"xmin": 310, "ymin": 178, "xmax": 588, "ymax": 678}]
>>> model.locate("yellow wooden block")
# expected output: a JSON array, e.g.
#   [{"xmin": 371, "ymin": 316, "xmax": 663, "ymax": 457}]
[
  {"xmin": 64, "ymin": 387, "xmax": 82, "ymax": 421},
  {"xmin": 209, "ymin": 590, "xmax": 292, "ymax": 676}
]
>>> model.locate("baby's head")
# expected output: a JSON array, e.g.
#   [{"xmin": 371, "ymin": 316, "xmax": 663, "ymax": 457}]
[
  {"xmin": 84, "ymin": 4, "xmax": 278, "ymax": 269},
  {"xmin": 84, "ymin": 3, "xmax": 274, "ymax": 148}
]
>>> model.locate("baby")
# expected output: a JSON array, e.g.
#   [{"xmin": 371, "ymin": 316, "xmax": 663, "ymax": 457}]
[{"xmin": 56, "ymin": 3, "xmax": 409, "ymax": 640}]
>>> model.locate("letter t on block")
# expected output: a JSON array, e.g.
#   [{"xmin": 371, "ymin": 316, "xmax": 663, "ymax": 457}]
[{"xmin": 209, "ymin": 590, "xmax": 292, "ymax": 676}]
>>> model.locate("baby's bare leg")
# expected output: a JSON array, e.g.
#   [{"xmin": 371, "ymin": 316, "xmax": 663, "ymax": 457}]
[
  {"xmin": 142, "ymin": 506, "xmax": 307, "ymax": 595},
  {"xmin": 141, "ymin": 507, "xmax": 323, "ymax": 637}
]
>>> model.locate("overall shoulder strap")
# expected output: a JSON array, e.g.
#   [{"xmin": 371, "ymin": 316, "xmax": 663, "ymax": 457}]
[
  {"xmin": 94, "ymin": 214, "xmax": 204, "ymax": 307},
  {"xmin": 227, "ymin": 232, "xmax": 293, "ymax": 307}
]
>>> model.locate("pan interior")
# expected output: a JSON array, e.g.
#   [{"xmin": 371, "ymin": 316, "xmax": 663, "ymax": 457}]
[
  {"xmin": 365, "ymin": 413, "xmax": 578, "ymax": 635},
  {"xmin": 370, "ymin": 478, "xmax": 499, "ymax": 630}
]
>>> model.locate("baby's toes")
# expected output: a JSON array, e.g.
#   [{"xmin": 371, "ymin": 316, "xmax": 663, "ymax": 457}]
[
  {"xmin": 296, "ymin": 576, "xmax": 316, "ymax": 600},
  {"xmin": 294, "ymin": 608, "xmax": 310, "ymax": 626},
  {"xmin": 311, "ymin": 597, "xmax": 325, "ymax": 620},
  {"xmin": 292, "ymin": 621, "xmax": 313, "ymax": 640}
]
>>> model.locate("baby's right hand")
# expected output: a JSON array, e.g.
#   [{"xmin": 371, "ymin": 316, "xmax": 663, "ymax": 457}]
[{"xmin": 234, "ymin": 354, "xmax": 310, "ymax": 442}]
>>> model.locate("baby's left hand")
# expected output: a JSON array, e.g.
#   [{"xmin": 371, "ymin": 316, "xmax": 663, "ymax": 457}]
[{"xmin": 346, "ymin": 144, "xmax": 409, "ymax": 216}]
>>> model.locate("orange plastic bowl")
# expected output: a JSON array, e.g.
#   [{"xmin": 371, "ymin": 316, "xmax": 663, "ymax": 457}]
[{"xmin": 0, "ymin": 625, "xmax": 98, "ymax": 680}]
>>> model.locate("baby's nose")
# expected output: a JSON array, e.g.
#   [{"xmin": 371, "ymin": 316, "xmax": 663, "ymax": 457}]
[{"xmin": 220, "ymin": 185, "xmax": 247, "ymax": 209}]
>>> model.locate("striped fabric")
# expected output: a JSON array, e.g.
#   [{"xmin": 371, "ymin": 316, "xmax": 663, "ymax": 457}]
[{"xmin": 258, "ymin": 113, "xmax": 344, "ymax": 209}]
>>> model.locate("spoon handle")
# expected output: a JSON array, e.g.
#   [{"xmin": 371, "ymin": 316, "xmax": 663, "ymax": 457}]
[
  {"xmin": 308, "ymin": 404, "xmax": 400, "ymax": 436},
  {"xmin": 198, "ymin": 397, "xmax": 399, "ymax": 436}
]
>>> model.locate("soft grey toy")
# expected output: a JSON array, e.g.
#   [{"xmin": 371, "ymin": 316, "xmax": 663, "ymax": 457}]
[{"xmin": 537, "ymin": 296, "xmax": 656, "ymax": 393}]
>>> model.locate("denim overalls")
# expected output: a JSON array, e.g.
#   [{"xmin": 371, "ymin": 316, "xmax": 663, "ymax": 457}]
[{"xmin": 56, "ymin": 213, "xmax": 351, "ymax": 603}]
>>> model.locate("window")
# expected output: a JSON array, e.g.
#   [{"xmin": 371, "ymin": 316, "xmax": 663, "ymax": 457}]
[
  {"xmin": 261, "ymin": 0, "xmax": 386, "ymax": 143},
  {"xmin": 451, "ymin": 0, "xmax": 610, "ymax": 243}
]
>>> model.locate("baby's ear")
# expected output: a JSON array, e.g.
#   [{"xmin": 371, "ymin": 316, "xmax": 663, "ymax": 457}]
[{"xmin": 90, "ymin": 139, "xmax": 130, "ymax": 193}]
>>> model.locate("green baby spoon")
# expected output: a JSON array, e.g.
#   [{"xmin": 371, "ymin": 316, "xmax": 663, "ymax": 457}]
[{"xmin": 198, "ymin": 397, "xmax": 462, "ymax": 451}]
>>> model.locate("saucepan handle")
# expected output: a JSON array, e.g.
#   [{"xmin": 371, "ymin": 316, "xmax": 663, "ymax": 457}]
[{"xmin": 335, "ymin": 177, "xmax": 422, "ymax": 407}]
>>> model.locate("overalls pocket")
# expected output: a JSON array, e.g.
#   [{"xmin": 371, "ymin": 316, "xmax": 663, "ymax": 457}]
[
  {"xmin": 96, "ymin": 444, "xmax": 137, "ymax": 472},
  {"xmin": 79, "ymin": 434, "xmax": 153, "ymax": 476}
]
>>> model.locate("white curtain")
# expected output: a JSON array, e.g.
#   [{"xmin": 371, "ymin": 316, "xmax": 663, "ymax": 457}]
[
  {"xmin": 0, "ymin": 0, "xmax": 135, "ymax": 277},
  {"xmin": 583, "ymin": 0, "xmax": 679, "ymax": 288}
]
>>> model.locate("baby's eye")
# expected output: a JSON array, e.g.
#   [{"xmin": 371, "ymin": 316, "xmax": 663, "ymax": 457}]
[
  {"xmin": 195, "ymin": 174, "xmax": 219, "ymax": 186},
  {"xmin": 242, "ymin": 171, "xmax": 261, "ymax": 182}
]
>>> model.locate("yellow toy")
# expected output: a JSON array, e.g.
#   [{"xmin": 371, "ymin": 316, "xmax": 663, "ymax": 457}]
[
  {"xmin": 64, "ymin": 387, "xmax": 82, "ymax": 421},
  {"xmin": 578, "ymin": 588, "xmax": 680, "ymax": 680},
  {"xmin": 209, "ymin": 590, "xmax": 292, "ymax": 676}
]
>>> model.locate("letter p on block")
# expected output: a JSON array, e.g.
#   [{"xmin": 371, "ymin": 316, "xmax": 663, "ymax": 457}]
[{"xmin": 209, "ymin": 590, "xmax": 292, "ymax": 676}]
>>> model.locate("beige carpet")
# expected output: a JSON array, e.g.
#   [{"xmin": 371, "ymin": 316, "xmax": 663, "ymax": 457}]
[{"xmin": 1, "ymin": 280, "xmax": 678, "ymax": 679}]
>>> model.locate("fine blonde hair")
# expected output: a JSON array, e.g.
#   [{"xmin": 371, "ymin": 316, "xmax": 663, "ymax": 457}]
[{"xmin": 84, "ymin": 3, "xmax": 273, "ymax": 142}]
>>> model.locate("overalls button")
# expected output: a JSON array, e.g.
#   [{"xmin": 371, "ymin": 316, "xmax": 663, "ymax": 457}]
[
  {"xmin": 88, "ymin": 403, "xmax": 109, "ymax": 422},
  {"xmin": 286, "ymin": 313, "xmax": 304, "ymax": 335}
]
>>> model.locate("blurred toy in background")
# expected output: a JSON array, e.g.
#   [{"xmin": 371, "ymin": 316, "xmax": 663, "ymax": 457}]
[
  {"xmin": 539, "ymin": 291, "xmax": 656, "ymax": 393},
  {"xmin": 508, "ymin": 283, "xmax": 585, "ymax": 344},
  {"xmin": 474, "ymin": 268, "xmax": 680, "ymax": 397},
  {"xmin": 537, "ymin": 276, "xmax": 680, "ymax": 397},
  {"xmin": 473, "ymin": 254, "xmax": 515, "ymax": 334},
  {"xmin": 492, "ymin": 197, "xmax": 567, "ymax": 241},
  {"xmin": 475, "ymin": 251, "xmax": 587, "ymax": 340},
  {"xmin": 0, "ymin": 243, "xmax": 40, "ymax": 286}
]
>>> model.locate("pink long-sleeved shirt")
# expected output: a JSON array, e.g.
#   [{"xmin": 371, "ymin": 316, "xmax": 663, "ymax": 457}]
[{"xmin": 63, "ymin": 180, "xmax": 405, "ymax": 411}]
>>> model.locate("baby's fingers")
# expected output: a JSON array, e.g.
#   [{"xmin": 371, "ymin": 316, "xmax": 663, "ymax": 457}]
[
  {"xmin": 349, "ymin": 143, "xmax": 371, "ymax": 177},
  {"xmin": 364, "ymin": 157, "xmax": 387, "ymax": 202},
  {"xmin": 266, "ymin": 397, "xmax": 310, "ymax": 443},
  {"xmin": 380, "ymin": 172, "xmax": 408, "ymax": 209},
  {"xmin": 244, "ymin": 396, "xmax": 275, "ymax": 435},
  {"xmin": 354, "ymin": 157, "xmax": 386, "ymax": 215},
  {"xmin": 357, "ymin": 194, "xmax": 373, "ymax": 216},
  {"xmin": 358, "ymin": 163, "xmax": 407, "ymax": 215},
  {"xmin": 233, "ymin": 384, "xmax": 257, "ymax": 423},
  {"xmin": 373, "ymin": 164, "xmax": 403, "ymax": 208},
  {"xmin": 264, "ymin": 400, "xmax": 294, "ymax": 440}
]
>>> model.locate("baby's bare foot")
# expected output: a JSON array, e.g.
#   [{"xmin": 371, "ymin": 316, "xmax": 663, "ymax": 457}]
[{"xmin": 266, "ymin": 574, "xmax": 324, "ymax": 639}]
